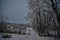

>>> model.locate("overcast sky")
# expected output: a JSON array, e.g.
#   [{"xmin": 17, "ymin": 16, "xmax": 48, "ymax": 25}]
[{"xmin": 1, "ymin": 0, "xmax": 28, "ymax": 24}]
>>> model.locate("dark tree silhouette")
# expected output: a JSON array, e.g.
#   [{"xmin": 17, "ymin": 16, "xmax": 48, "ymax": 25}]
[
  {"xmin": 0, "ymin": 13, "xmax": 8, "ymax": 33},
  {"xmin": 44, "ymin": 0, "xmax": 60, "ymax": 40}
]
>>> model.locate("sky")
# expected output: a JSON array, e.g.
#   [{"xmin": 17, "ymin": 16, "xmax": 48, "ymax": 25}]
[
  {"xmin": 1, "ymin": 0, "xmax": 60, "ymax": 24},
  {"xmin": 1, "ymin": 0, "xmax": 28, "ymax": 24}
]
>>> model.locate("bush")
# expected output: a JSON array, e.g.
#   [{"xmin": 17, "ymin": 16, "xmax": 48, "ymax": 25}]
[
  {"xmin": 2, "ymin": 34, "xmax": 11, "ymax": 38},
  {"xmin": 18, "ymin": 31, "xmax": 21, "ymax": 34},
  {"xmin": 23, "ymin": 33, "xmax": 26, "ymax": 35}
]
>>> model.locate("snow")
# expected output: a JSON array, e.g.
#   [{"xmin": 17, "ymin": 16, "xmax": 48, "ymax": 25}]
[{"xmin": 0, "ymin": 28, "xmax": 55, "ymax": 40}]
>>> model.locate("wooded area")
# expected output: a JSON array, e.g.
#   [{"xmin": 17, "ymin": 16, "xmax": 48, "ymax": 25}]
[{"xmin": 26, "ymin": 0, "xmax": 60, "ymax": 40}]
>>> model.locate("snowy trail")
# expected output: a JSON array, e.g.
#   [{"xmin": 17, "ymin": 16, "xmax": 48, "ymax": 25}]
[
  {"xmin": 26, "ymin": 28, "xmax": 40, "ymax": 40},
  {"xmin": 0, "ymin": 28, "xmax": 54, "ymax": 40},
  {"xmin": 26, "ymin": 28, "xmax": 54, "ymax": 40}
]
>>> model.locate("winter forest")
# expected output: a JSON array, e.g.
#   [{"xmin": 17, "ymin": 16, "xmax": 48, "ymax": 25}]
[{"xmin": 0, "ymin": 0, "xmax": 60, "ymax": 40}]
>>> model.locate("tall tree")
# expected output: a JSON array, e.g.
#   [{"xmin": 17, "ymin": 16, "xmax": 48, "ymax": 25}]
[
  {"xmin": 27, "ymin": 0, "xmax": 48, "ymax": 36},
  {"xmin": 44, "ymin": 0, "xmax": 60, "ymax": 39}
]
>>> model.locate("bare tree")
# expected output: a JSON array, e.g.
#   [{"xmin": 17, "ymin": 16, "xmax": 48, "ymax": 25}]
[
  {"xmin": 0, "ymin": 13, "xmax": 8, "ymax": 33},
  {"xmin": 44, "ymin": 0, "xmax": 60, "ymax": 40}
]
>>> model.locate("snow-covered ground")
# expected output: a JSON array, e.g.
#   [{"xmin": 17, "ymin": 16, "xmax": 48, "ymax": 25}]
[{"xmin": 0, "ymin": 28, "xmax": 55, "ymax": 40}]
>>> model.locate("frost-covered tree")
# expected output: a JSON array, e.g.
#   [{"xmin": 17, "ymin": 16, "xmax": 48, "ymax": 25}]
[
  {"xmin": 44, "ymin": 0, "xmax": 60, "ymax": 40},
  {"xmin": 26, "ymin": 0, "xmax": 60, "ymax": 38},
  {"xmin": 26, "ymin": 0, "xmax": 49, "ymax": 36}
]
